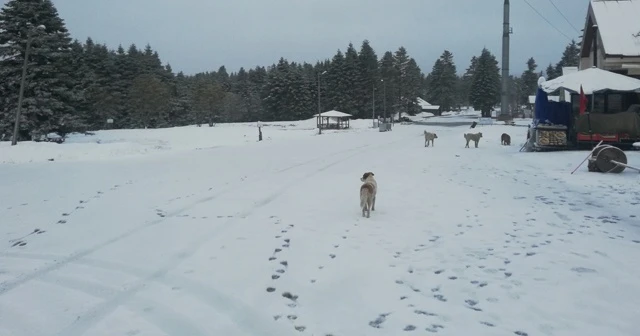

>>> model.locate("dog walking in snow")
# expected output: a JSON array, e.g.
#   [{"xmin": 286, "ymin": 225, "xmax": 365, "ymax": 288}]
[
  {"xmin": 424, "ymin": 131, "xmax": 438, "ymax": 147},
  {"xmin": 360, "ymin": 172, "xmax": 377, "ymax": 218},
  {"xmin": 501, "ymin": 133, "xmax": 511, "ymax": 146},
  {"xmin": 464, "ymin": 132, "xmax": 483, "ymax": 148}
]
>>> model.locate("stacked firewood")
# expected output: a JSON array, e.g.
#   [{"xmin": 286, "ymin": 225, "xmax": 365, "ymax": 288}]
[{"xmin": 537, "ymin": 130, "xmax": 567, "ymax": 146}]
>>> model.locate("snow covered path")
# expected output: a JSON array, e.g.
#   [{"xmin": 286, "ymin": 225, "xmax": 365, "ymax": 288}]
[{"xmin": 1, "ymin": 123, "xmax": 639, "ymax": 336}]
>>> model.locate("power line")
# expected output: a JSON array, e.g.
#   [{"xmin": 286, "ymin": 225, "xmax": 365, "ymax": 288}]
[
  {"xmin": 547, "ymin": 0, "xmax": 581, "ymax": 34},
  {"xmin": 522, "ymin": 0, "xmax": 573, "ymax": 41}
]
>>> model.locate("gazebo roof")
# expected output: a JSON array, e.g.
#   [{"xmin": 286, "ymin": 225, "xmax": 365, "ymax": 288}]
[{"xmin": 314, "ymin": 110, "xmax": 352, "ymax": 118}]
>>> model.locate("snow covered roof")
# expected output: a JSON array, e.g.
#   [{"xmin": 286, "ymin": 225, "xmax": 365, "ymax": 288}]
[
  {"xmin": 314, "ymin": 110, "xmax": 352, "ymax": 118},
  {"xmin": 540, "ymin": 66, "xmax": 640, "ymax": 94},
  {"xmin": 417, "ymin": 97, "xmax": 431, "ymax": 107},
  {"xmin": 587, "ymin": 0, "xmax": 640, "ymax": 57},
  {"xmin": 417, "ymin": 97, "xmax": 440, "ymax": 110}
]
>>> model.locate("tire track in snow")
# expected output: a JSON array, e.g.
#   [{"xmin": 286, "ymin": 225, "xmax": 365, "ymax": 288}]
[
  {"xmin": 0, "ymin": 140, "xmax": 380, "ymax": 297},
  {"xmin": 1, "ymin": 251, "xmax": 288, "ymax": 336},
  {"xmin": 37, "ymin": 273, "xmax": 208, "ymax": 336},
  {"xmin": 1, "ymin": 136, "xmax": 408, "ymax": 336},
  {"xmin": 51, "ymin": 144, "xmax": 382, "ymax": 336}
]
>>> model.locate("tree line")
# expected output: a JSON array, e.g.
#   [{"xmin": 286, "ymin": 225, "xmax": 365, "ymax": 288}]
[{"xmin": 0, "ymin": 0, "xmax": 580, "ymax": 140}]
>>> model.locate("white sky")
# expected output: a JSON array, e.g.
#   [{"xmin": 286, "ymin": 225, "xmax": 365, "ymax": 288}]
[{"xmin": 2, "ymin": 0, "xmax": 588, "ymax": 76}]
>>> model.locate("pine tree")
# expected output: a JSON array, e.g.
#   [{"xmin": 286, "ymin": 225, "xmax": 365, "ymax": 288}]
[
  {"xmin": 509, "ymin": 75, "xmax": 524, "ymax": 116},
  {"xmin": 520, "ymin": 57, "xmax": 539, "ymax": 104},
  {"xmin": 263, "ymin": 58, "xmax": 313, "ymax": 121},
  {"xmin": 343, "ymin": 43, "xmax": 361, "ymax": 117},
  {"xmin": 554, "ymin": 39, "xmax": 580, "ymax": 76},
  {"xmin": 427, "ymin": 50, "xmax": 458, "ymax": 114},
  {"xmin": 378, "ymin": 51, "xmax": 397, "ymax": 120},
  {"xmin": 169, "ymin": 72, "xmax": 192, "ymax": 126},
  {"xmin": 401, "ymin": 58, "xmax": 421, "ymax": 115},
  {"xmin": 545, "ymin": 63, "xmax": 558, "ymax": 80},
  {"xmin": 469, "ymin": 48, "xmax": 500, "ymax": 118},
  {"xmin": 325, "ymin": 50, "xmax": 348, "ymax": 111},
  {"xmin": 217, "ymin": 65, "xmax": 231, "ymax": 91},
  {"xmin": 0, "ymin": 0, "xmax": 84, "ymax": 140},
  {"xmin": 357, "ymin": 40, "xmax": 379, "ymax": 120},
  {"xmin": 459, "ymin": 56, "xmax": 478, "ymax": 108},
  {"xmin": 246, "ymin": 66, "xmax": 268, "ymax": 121},
  {"xmin": 129, "ymin": 74, "xmax": 171, "ymax": 128},
  {"xmin": 393, "ymin": 47, "xmax": 411, "ymax": 119}
]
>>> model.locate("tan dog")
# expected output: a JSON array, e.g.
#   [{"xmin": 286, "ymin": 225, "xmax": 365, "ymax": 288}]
[
  {"xmin": 359, "ymin": 172, "xmax": 377, "ymax": 218},
  {"xmin": 464, "ymin": 132, "xmax": 483, "ymax": 148},
  {"xmin": 501, "ymin": 133, "xmax": 511, "ymax": 145},
  {"xmin": 424, "ymin": 131, "xmax": 438, "ymax": 147}
]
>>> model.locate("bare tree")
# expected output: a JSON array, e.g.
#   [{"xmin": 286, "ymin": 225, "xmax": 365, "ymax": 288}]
[{"xmin": 192, "ymin": 81, "xmax": 225, "ymax": 126}]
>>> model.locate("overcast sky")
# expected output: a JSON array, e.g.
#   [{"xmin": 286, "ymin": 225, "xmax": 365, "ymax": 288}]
[{"xmin": 3, "ymin": 0, "xmax": 588, "ymax": 76}]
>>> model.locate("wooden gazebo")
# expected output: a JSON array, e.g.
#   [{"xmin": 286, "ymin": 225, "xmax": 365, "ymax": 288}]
[{"xmin": 314, "ymin": 110, "xmax": 352, "ymax": 130}]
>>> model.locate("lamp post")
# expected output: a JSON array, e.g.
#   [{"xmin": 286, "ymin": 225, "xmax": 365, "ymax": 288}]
[
  {"xmin": 12, "ymin": 24, "xmax": 45, "ymax": 146},
  {"xmin": 317, "ymin": 70, "xmax": 327, "ymax": 135},
  {"xmin": 381, "ymin": 79, "xmax": 386, "ymax": 123}
]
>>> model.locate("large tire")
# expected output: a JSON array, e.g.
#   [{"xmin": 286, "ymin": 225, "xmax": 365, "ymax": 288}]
[{"xmin": 595, "ymin": 146, "xmax": 627, "ymax": 173}]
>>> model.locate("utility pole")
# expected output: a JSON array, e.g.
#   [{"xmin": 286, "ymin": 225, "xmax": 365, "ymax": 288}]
[
  {"xmin": 12, "ymin": 25, "xmax": 45, "ymax": 145},
  {"xmin": 500, "ymin": 0, "xmax": 511, "ymax": 120}
]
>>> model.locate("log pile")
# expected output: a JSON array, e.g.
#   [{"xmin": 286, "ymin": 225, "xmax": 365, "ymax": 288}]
[{"xmin": 536, "ymin": 129, "xmax": 567, "ymax": 146}]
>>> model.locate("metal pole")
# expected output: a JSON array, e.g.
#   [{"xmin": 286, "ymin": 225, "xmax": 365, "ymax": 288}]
[
  {"xmin": 12, "ymin": 30, "xmax": 34, "ymax": 145},
  {"xmin": 500, "ymin": 0, "xmax": 510, "ymax": 120},
  {"xmin": 383, "ymin": 80, "xmax": 386, "ymax": 122},
  {"xmin": 588, "ymin": 93, "xmax": 594, "ymax": 148}
]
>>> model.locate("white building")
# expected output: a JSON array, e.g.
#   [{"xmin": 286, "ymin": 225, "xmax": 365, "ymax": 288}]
[{"xmin": 579, "ymin": 0, "xmax": 640, "ymax": 78}]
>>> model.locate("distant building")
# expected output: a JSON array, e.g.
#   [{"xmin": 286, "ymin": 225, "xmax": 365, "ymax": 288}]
[
  {"xmin": 579, "ymin": 0, "xmax": 640, "ymax": 78},
  {"xmin": 314, "ymin": 110, "xmax": 352, "ymax": 130},
  {"xmin": 416, "ymin": 97, "xmax": 440, "ymax": 114}
]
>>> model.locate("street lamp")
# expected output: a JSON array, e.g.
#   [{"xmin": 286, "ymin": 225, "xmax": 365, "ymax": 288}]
[
  {"xmin": 12, "ymin": 24, "xmax": 46, "ymax": 146},
  {"xmin": 381, "ymin": 79, "xmax": 386, "ymax": 123},
  {"xmin": 317, "ymin": 70, "xmax": 327, "ymax": 135}
]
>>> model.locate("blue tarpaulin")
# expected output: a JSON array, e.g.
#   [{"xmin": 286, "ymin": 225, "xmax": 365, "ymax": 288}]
[{"xmin": 533, "ymin": 87, "xmax": 572, "ymax": 127}]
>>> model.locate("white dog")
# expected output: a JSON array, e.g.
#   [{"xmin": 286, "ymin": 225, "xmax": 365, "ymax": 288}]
[
  {"xmin": 464, "ymin": 132, "xmax": 483, "ymax": 148},
  {"xmin": 359, "ymin": 172, "xmax": 377, "ymax": 218},
  {"xmin": 424, "ymin": 131, "xmax": 438, "ymax": 147}
]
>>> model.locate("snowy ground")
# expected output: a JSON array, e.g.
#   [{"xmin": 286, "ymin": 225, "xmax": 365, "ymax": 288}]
[{"xmin": 1, "ymin": 116, "xmax": 639, "ymax": 336}]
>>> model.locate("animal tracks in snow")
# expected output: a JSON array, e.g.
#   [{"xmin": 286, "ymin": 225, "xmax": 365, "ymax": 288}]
[
  {"xmin": 385, "ymin": 235, "xmax": 540, "ymax": 334},
  {"xmin": 6, "ymin": 182, "xmax": 134, "ymax": 249},
  {"xmin": 264, "ymin": 217, "xmax": 308, "ymax": 332}
]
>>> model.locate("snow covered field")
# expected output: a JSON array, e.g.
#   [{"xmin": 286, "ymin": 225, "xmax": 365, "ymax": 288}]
[{"xmin": 1, "ymin": 116, "xmax": 639, "ymax": 336}]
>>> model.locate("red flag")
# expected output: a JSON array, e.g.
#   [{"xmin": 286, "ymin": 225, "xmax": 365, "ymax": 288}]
[{"xmin": 579, "ymin": 85, "xmax": 588, "ymax": 115}]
